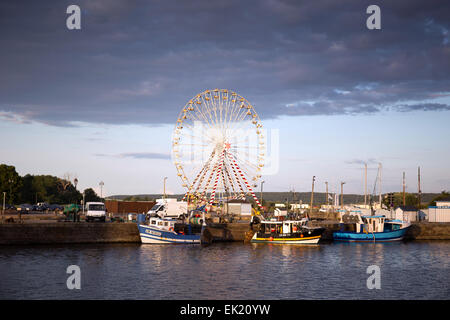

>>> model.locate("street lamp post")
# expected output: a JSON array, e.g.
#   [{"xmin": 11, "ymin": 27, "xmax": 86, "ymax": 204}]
[
  {"xmin": 82, "ymin": 191, "xmax": 85, "ymax": 216},
  {"xmin": 340, "ymin": 182, "xmax": 346, "ymax": 210},
  {"xmin": 99, "ymin": 181, "xmax": 104, "ymax": 199},
  {"xmin": 73, "ymin": 178, "xmax": 79, "ymax": 207},
  {"xmin": 163, "ymin": 177, "xmax": 168, "ymax": 199},
  {"xmin": 8, "ymin": 178, "xmax": 13, "ymax": 205},
  {"xmin": 2, "ymin": 192, "xmax": 5, "ymax": 223}
]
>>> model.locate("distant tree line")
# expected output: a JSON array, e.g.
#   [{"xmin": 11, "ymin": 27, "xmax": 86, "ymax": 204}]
[
  {"xmin": 0, "ymin": 164, "xmax": 102, "ymax": 205},
  {"xmin": 381, "ymin": 192, "xmax": 421, "ymax": 208},
  {"xmin": 428, "ymin": 191, "xmax": 450, "ymax": 206},
  {"xmin": 121, "ymin": 195, "xmax": 154, "ymax": 201}
]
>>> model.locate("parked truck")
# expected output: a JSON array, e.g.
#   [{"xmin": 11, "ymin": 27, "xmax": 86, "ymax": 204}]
[
  {"xmin": 147, "ymin": 198, "xmax": 187, "ymax": 219},
  {"xmin": 85, "ymin": 202, "xmax": 106, "ymax": 222}
]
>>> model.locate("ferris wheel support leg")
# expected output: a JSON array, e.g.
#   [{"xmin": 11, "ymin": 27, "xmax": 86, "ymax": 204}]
[
  {"xmin": 209, "ymin": 150, "xmax": 226, "ymax": 205},
  {"xmin": 201, "ymin": 155, "xmax": 220, "ymax": 202},
  {"xmin": 227, "ymin": 154, "xmax": 247, "ymax": 199},
  {"xmin": 227, "ymin": 153, "xmax": 263, "ymax": 210},
  {"xmin": 182, "ymin": 151, "xmax": 215, "ymax": 201}
]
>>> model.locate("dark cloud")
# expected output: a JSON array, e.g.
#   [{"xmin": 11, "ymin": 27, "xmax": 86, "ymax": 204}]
[
  {"xmin": 395, "ymin": 103, "xmax": 450, "ymax": 112},
  {"xmin": 0, "ymin": 0, "xmax": 449, "ymax": 126}
]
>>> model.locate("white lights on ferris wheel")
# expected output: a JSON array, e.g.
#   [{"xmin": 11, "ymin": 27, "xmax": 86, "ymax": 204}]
[{"xmin": 171, "ymin": 89, "xmax": 265, "ymax": 208}]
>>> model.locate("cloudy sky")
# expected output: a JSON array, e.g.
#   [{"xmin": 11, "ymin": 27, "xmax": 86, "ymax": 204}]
[{"xmin": 1, "ymin": 0, "xmax": 449, "ymax": 197}]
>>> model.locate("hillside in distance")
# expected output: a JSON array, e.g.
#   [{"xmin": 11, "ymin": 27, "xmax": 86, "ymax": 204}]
[{"xmin": 107, "ymin": 192, "xmax": 440, "ymax": 205}]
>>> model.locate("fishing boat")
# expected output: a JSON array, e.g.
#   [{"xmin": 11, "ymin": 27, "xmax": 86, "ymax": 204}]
[
  {"xmin": 250, "ymin": 216, "xmax": 326, "ymax": 244},
  {"xmin": 138, "ymin": 212, "xmax": 206, "ymax": 244},
  {"xmin": 333, "ymin": 210, "xmax": 410, "ymax": 242}
]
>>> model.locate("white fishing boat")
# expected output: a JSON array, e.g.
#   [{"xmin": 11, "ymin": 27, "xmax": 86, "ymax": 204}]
[
  {"xmin": 250, "ymin": 216, "xmax": 325, "ymax": 244},
  {"xmin": 138, "ymin": 212, "xmax": 206, "ymax": 244}
]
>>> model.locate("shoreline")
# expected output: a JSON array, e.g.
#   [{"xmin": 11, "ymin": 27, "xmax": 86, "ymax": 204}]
[{"xmin": 1, "ymin": 220, "xmax": 450, "ymax": 245}]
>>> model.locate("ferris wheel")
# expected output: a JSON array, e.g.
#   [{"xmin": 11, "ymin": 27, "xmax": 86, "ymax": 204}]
[{"xmin": 172, "ymin": 89, "xmax": 265, "ymax": 208}]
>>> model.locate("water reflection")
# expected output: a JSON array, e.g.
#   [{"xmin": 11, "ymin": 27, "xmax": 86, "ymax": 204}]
[{"xmin": 0, "ymin": 242, "xmax": 448, "ymax": 299}]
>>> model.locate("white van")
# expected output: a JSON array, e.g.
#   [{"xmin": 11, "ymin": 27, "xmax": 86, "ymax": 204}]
[
  {"xmin": 85, "ymin": 202, "xmax": 106, "ymax": 222},
  {"xmin": 147, "ymin": 198, "xmax": 187, "ymax": 219}
]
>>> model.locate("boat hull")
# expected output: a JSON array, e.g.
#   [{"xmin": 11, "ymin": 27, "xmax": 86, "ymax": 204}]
[
  {"xmin": 333, "ymin": 227, "xmax": 409, "ymax": 242},
  {"xmin": 251, "ymin": 228, "xmax": 325, "ymax": 244},
  {"xmin": 138, "ymin": 224, "xmax": 201, "ymax": 244}
]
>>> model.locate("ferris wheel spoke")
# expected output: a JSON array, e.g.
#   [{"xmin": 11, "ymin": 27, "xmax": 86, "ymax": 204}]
[
  {"xmin": 228, "ymin": 149, "xmax": 260, "ymax": 171},
  {"xmin": 222, "ymin": 164, "xmax": 237, "ymax": 195},
  {"xmin": 179, "ymin": 125, "xmax": 216, "ymax": 144},
  {"xmin": 183, "ymin": 150, "xmax": 216, "ymax": 198},
  {"xmin": 205, "ymin": 91, "xmax": 220, "ymax": 129},
  {"xmin": 173, "ymin": 89, "xmax": 264, "ymax": 206},
  {"xmin": 197, "ymin": 96, "xmax": 216, "ymax": 128},
  {"xmin": 185, "ymin": 112, "xmax": 212, "ymax": 130},
  {"xmin": 227, "ymin": 113, "xmax": 251, "ymax": 136},
  {"xmin": 224, "ymin": 97, "xmax": 239, "ymax": 133},
  {"xmin": 192, "ymin": 98, "xmax": 214, "ymax": 126},
  {"xmin": 225, "ymin": 151, "xmax": 262, "ymax": 207},
  {"xmin": 225, "ymin": 156, "xmax": 246, "ymax": 197}
]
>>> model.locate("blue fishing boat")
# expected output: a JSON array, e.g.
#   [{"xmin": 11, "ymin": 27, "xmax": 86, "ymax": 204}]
[{"xmin": 333, "ymin": 211, "xmax": 410, "ymax": 242}]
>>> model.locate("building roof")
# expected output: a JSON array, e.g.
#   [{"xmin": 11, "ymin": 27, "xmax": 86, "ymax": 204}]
[
  {"xmin": 396, "ymin": 205, "xmax": 418, "ymax": 211},
  {"xmin": 226, "ymin": 199, "xmax": 248, "ymax": 203}
]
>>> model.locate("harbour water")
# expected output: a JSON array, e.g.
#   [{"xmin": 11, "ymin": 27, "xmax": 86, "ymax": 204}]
[{"xmin": 0, "ymin": 242, "xmax": 449, "ymax": 300}]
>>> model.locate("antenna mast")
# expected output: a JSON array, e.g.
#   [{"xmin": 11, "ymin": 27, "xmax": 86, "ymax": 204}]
[
  {"xmin": 364, "ymin": 163, "xmax": 368, "ymax": 206},
  {"xmin": 378, "ymin": 163, "xmax": 382, "ymax": 207},
  {"xmin": 418, "ymin": 166, "xmax": 422, "ymax": 209},
  {"xmin": 403, "ymin": 172, "xmax": 406, "ymax": 206}
]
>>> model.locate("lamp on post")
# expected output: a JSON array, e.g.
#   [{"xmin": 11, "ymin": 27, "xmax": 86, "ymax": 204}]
[
  {"xmin": 99, "ymin": 181, "xmax": 104, "ymax": 199},
  {"xmin": 163, "ymin": 177, "xmax": 168, "ymax": 199},
  {"xmin": 74, "ymin": 178, "xmax": 78, "ymax": 190},
  {"xmin": 8, "ymin": 178, "xmax": 14, "ymax": 205},
  {"xmin": 2, "ymin": 192, "xmax": 5, "ymax": 223},
  {"xmin": 340, "ymin": 181, "xmax": 346, "ymax": 210},
  {"xmin": 82, "ymin": 191, "xmax": 85, "ymax": 216}
]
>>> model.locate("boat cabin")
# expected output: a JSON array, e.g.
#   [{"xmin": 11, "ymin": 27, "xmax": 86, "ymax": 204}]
[
  {"xmin": 360, "ymin": 215, "xmax": 385, "ymax": 233},
  {"xmin": 259, "ymin": 219, "xmax": 308, "ymax": 235},
  {"xmin": 340, "ymin": 211, "xmax": 408, "ymax": 234},
  {"xmin": 148, "ymin": 216, "xmax": 176, "ymax": 232}
]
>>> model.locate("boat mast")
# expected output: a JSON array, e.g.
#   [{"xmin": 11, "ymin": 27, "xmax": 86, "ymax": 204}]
[
  {"xmin": 364, "ymin": 163, "xmax": 367, "ymax": 207},
  {"xmin": 378, "ymin": 163, "xmax": 382, "ymax": 208},
  {"xmin": 403, "ymin": 171, "xmax": 406, "ymax": 206},
  {"xmin": 418, "ymin": 166, "xmax": 422, "ymax": 209},
  {"xmin": 310, "ymin": 176, "xmax": 315, "ymax": 218}
]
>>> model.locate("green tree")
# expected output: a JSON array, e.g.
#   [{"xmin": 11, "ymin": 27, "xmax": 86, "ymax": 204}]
[
  {"xmin": 0, "ymin": 164, "xmax": 22, "ymax": 204},
  {"xmin": 382, "ymin": 192, "xmax": 419, "ymax": 208},
  {"xmin": 429, "ymin": 191, "xmax": 450, "ymax": 206},
  {"xmin": 83, "ymin": 188, "xmax": 102, "ymax": 202},
  {"xmin": 18, "ymin": 174, "xmax": 82, "ymax": 204}
]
